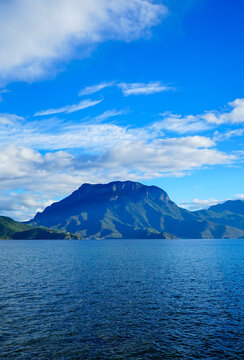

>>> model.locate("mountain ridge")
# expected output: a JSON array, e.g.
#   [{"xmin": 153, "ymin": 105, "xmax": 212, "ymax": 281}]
[{"xmin": 29, "ymin": 181, "xmax": 244, "ymax": 239}]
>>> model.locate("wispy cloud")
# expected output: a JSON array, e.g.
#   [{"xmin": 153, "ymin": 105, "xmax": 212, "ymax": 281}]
[
  {"xmin": 0, "ymin": 0, "xmax": 167, "ymax": 83},
  {"xmin": 214, "ymin": 128, "xmax": 244, "ymax": 141},
  {"xmin": 34, "ymin": 99, "xmax": 102, "ymax": 116},
  {"xmin": 93, "ymin": 109, "xmax": 126, "ymax": 123},
  {"xmin": 0, "ymin": 113, "xmax": 23, "ymax": 125},
  {"xmin": 0, "ymin": 111, "xmax": 234, "ymax": 179},
  {"xmin": 79, "ymin": 82, "xmax": 115, "ymax": 96},
  {"xmin": 118, "ymin": 81, "xmax": 172, "ymax": 96},
  {"xmin": 154, "ymin": 113, "xmax": 210, "ymax": 134},
  {"xmin": 79, "ymin": 81, "xmax": 172, "ymax": 97},
  {"xmin": 0, "ymin": 109, "xmax": 228, "ymax": 156}
]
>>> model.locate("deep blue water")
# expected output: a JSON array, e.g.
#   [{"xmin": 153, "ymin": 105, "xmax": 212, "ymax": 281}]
[{"xmin": 0, "ymin": 239, "xmax": 243, "ymax": 360}]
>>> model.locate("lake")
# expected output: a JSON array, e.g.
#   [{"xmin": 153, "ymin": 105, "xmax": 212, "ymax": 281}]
[{"xmin": 0, "ymin": 239, "xmax": 243, "ymax": 359}]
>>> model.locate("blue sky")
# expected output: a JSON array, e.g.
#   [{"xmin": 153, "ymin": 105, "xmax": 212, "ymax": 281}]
[{"xmin": 0, "ymin": 0, "xmax": 243, "ymax": 220}]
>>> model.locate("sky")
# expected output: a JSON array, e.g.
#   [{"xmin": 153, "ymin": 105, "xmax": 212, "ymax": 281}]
[{"xmin": 0, "ymin": 0, "xmax": 243, "ymax": 220}]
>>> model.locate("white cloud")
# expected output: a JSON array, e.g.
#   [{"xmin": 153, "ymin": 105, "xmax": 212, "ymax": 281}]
[
  {"xmin": 181, "ymin": 193, "xmax": 244, "ymax": 211},
  {"xmin": 0, "ymin": 0, "xmax": 167, "ymax": 82},
  {"xmin": 0, "ymin": 145, "xmax": 85, "ymax": 198},
  {"xmin": 180, "ymin": 198, "xmax": 221, "ymax": 211},
  {"xmin": 0, "ymin": 109, "xmax": 239, "ymax": 156},
  {"xmin": 101, "ymin": 137, "xmax": 233, "ymax": 175},
  {"xmin": 235, "ymin": 194, "xmax": 244, "ymax": 200},
  {"xmin": 0, "ymin": 113, "xmax": 24, "ymax": 125},
  {"xmin": 0, "ymin": 193, "xmax": 54, "ymax": 221},
  {"xmin": 202, "ymin": 98, "xmax": 244, "ymax": 124},
  {"xmin": 93, "ymin": 109, "xmax": 126, "ymax": 122},
  {"xmin": 213, "ymin": 128, "xmax": 244, "ymax": 141},
  {"xmin": 0, "ymin": 114, "xmax": 149, "ymax": 151},
  {"xmin": 118, "ymin": 81, "xmax": 172, "ymax": 96},
  {"xmin": 155, "ymin": 98, "xmax": 244, "ymax": 134},
  {"xmin": 155, "ymin": 114, "xmax": 211, "ymax": 134},
  {"xmin": 79, "ymin": 82, "xmax": 115, "ymax": 96},
  {"xmin": 79, "ymin": 81, "xmax": 172, "ymax": 97},
  {"xmin": 0, "ymin": 112, "xmax": 222, "ymax": 153},
  {"xmin": 34, "ymin": 98, "xmax": 102, "ymax": 116}
]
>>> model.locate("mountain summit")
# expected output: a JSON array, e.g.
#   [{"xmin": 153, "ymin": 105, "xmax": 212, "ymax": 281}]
[{"xmin": 30, "ymin": 181, "xmax": 244, "ymax": 239}]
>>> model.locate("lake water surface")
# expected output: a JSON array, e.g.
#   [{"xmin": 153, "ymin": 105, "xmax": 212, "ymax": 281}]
[{"xmin": 0, "ymin": 239, "xmax": 243, "ymax": 359}]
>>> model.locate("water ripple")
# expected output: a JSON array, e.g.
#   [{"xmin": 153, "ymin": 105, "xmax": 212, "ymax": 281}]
[{"xmin": 0, "ymin": 239, "xmax": 243, "ymax": 359}]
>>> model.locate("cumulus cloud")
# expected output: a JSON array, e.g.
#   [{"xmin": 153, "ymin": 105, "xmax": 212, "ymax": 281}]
[
  {"xmin": 0, "ymin": 137, "xmax": 232, "ymax": 182},
  {"xmin": 34, "ymin": 98, "xmax": 102, "ymax": 116},
  {"xmin": 0, "ymin": 0, "xmax": 167, "ymax": 82},
  {"xmin": 157, "ymin": 98, "xmax": 244, "ymax": 134},
  {"xmin": 203, "ymin": 99, "xmax": 244, "ymax": 124},
  {"xmin": 0, "ymin": 144, "xmax": 85, "ymax": 196},
  {"xmin": 0, "ymin": 193, "xmax": 54, "ymax": 221},
  {"xmin": 101, "ymin": 137, "xmax": 233, "ymax": 174}
]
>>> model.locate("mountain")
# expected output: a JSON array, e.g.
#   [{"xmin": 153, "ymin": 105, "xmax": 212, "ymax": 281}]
[
  {"xmin": 30, "ymin": 181, "xmax": 244, "ymax": 239},
  {"xmin": 195, "ymin": 200, "xmax": 244, "ymax": 232},
  {"xmin": 0, "ymin": 216, "xmax": 80, "ymax": 240},
  {"xmin": 208, "ymin": 200, "xmax": 244, "ymax": 214}
]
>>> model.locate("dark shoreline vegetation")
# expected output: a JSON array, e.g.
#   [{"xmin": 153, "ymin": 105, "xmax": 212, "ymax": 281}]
[
  {"xmin": 1, "ymin": 181, "xmax": 244, "ymax": 240},
  {"xmin": 0, "ymin": 216, "xmax": 80, "ymax": 240}
]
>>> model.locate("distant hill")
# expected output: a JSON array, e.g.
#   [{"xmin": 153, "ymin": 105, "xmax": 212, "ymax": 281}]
[
  {"xmin": 208, "ymin": 200, "xmax": 244, "ymax": 214},
  {"xmin": 0, "ymin": 216, "xmax": 80, "ymax": 240},
  {"xmin": 29, "ymin": 181, "xmax": 244, "ymax": 239},
  {"xmin": 0, "ymin": 216, "xmax": 29, "ymax": 239},
  {"xmin": 195, "ymin": 200, "xmax": 244, "ymax": 232}
]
